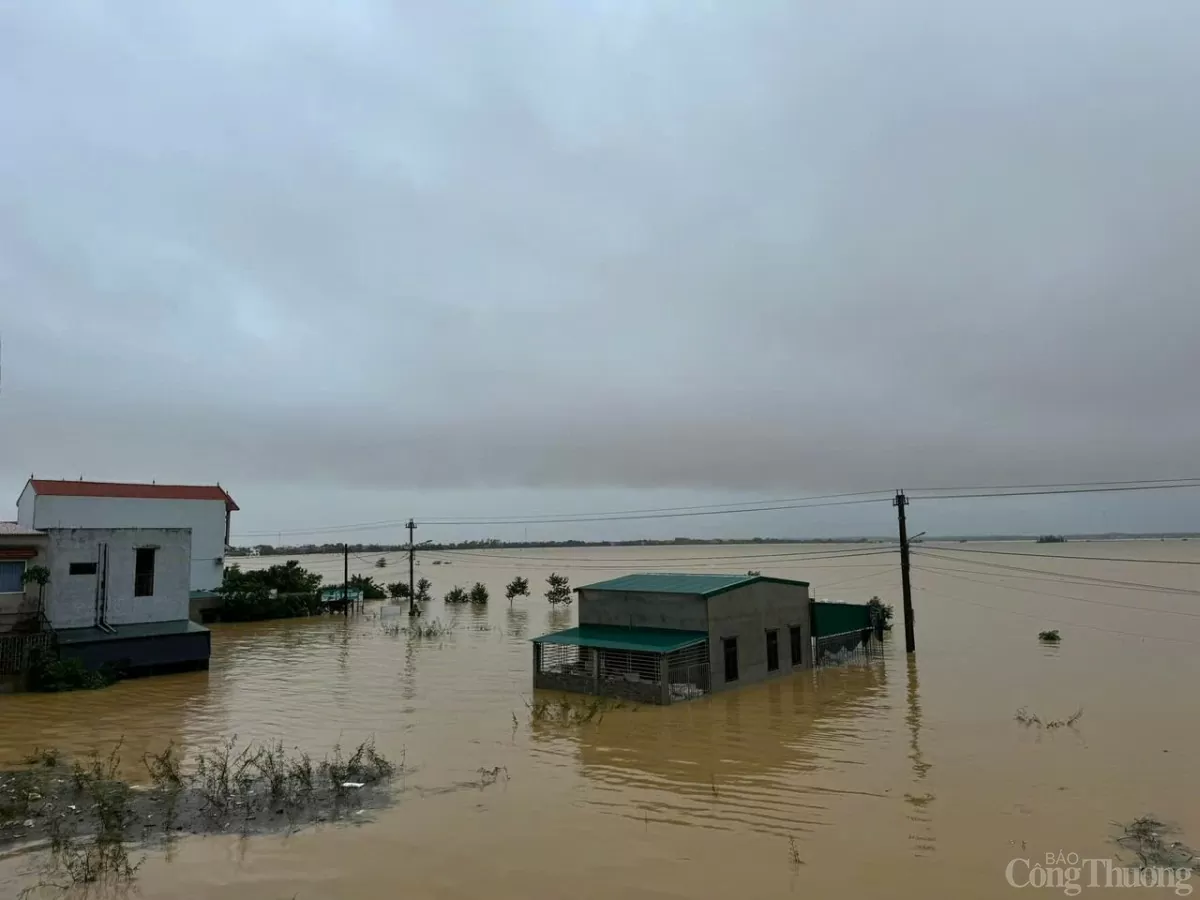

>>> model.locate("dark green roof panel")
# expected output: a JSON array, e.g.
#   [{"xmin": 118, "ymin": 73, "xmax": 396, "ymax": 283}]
[
  {"xmin": 576, "ymin": 572, "xmax": 810, "ymax": 597},
  {"xmin": 532, "ymin": 625, "xmax": 708, "ymax": 653}
]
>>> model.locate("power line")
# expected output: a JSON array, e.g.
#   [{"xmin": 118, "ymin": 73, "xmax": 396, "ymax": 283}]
[
  {"xmin": 917, "ymin": 581, "xmax": 1200, "ymax": 647},
  {"xmin": 913, "ymin": 560, "xmax": 1200, "ymax": 619},
  {"xmin": 417, "ymin": 496, "xmax": 889, "ymax": 527},
  {"xmin": 909, "ymin": 476, "xmax": 1200, "ymax": 493},
  {"xmin": 232, "ymin": 491, "xmax": 893, "ymax": 538},
  {"xmin": 914, "ymin": 550, "xmax": 1200, "ymax": 596},
  {"xmin": 921, "ymin": 544, "xmax": 1200, "ymax": 566},
  {"xmin": 430, "ymin": 543, "xmax": 897, "ymax": 564},
  {"xmin": 230, "ymin": 476, "xmax": 1200, "ymax": 540},
  {"xmin": 908, "ymin": 482, "xmax": 1200, "ymax": 501},
  {"xmin": 417, "ymin": 489, "xmax": 893, "ymax": 523},
  {"xmin": 418, "ymin": 548, "xmax": 899, "ymax": 571}
]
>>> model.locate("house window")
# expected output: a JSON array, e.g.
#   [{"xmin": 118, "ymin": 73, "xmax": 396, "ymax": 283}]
[
  {"xmin": 766, "ymin": 629, "xmax": 780, "ymax": 672},
  {"xmin": 722, "ymin": 637, "xmax": 739, "ymax": 683},
  {"xmin": 0, "ymin": 561, "xmax": 25, "ymax": 594},
  {"xmin": 790, "ymin": 625, "xmax": 805, "ymax": 667},
  {"xmin": 134, "ymin": 548, "xmax": 156, "ymax": 597},
  {"xmin": 69, "ymin": 562, "xmax": 98, "ymax": 576}
]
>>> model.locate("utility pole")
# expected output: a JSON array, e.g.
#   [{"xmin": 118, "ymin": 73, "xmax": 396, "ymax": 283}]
[
  {"xmin": 894, "ymin": 491, "xmax": 915, "ymax": 653},
  {"xmin": 407, "ymin": 519, "xmax": 417, "ymax": 615},
  {"xmin": 343, "ymin": 542, "xmax": 349, "ymax": 616}
]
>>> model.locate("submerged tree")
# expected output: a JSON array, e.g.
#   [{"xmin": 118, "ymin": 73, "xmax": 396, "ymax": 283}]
[
  {"xmin": 469, "ymin": 582, "xmax": 490, "ymax": 605},
  {"xmin": 415, "ymin": 577, "xmax": 432, "ymax": 602},
  {"xmin": 387, "ymin": 581, "xmax": 411, "ymax": 599},
  {"xmin": 348, "ymin": 574, "xmax": 387, "ymax": 600},
  {"xmin": 505, "ymin": 576, "xmax": 530, "ymax": 605},
  {"xmin": 21, "ymin": 565, "xmax": 50, "ymax": 620},
  {"xmin": 444, "ymin": 586, "xmax": 469, "ymax": 604},
  {"xmin": 545, "ymin": 572, "xmax": 572, "ymax": 605}
]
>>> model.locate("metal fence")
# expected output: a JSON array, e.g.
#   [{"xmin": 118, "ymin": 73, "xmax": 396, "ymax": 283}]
[
  {"xmin": 813, "ymin": 628, "xmax": 883, "ymax": 668},
  {"xmin": 666, "ymin": 641, "xmax": 710, "ymax": 703},
  {"xmin": 534, "ymin": 640, "xmax": 712, "ymax": 705},
  {"xmin": 0, "ymin": 632, "xmax": 53, "ymax": 676}
]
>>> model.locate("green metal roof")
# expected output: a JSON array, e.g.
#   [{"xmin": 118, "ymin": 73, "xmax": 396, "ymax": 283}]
[
  {"xmin": 575, "ymin": 572, "xmax": 810, "ymax": 597},
  {"xmin": 532, "ymin": 625, "xmax": 708, "ymax": 653}
]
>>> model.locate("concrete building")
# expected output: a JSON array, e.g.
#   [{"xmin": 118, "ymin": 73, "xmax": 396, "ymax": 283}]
[
  {"xmin": 532, "ymin": 573, "xmax": 816, "ymax": 705},
  {"xmin": 43, "ymin": 526, "xmax": 210, "ymax": 674},
  {"xmin": 0, "ymin": 520, "xmax": 211, "ymax": 680},
  {"xmin": 17, "ymin": 479, "xmax": 238, "ymax": 591},
  {"xmin": 0, "ymin": 522, "xmax": 50, "ymax": 633}
]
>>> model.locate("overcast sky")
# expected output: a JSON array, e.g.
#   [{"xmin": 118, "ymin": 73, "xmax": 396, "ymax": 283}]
[{"xmin": 2, "ymin": 1, "xmax": 1199, "ymax": 543}]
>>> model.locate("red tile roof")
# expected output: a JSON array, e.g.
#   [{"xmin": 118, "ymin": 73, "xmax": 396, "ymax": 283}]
[{"xmin": 27, "ymin": 480, "xmax": 239, "ymax": 511}]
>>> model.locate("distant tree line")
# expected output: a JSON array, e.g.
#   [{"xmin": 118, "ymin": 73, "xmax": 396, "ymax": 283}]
[{"xmin": 229, "ymin": 537, "xmax": 881, "ymax": 556}]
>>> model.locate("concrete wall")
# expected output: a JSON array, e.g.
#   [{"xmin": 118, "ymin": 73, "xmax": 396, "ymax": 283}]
[
  {"xmin": 577, "ymin": 589, "xmax": 707, "ymax": 630},
  {"xmin": 706, "ymin": 581, "xmax": 811, "ymax": 692},
  {"xmin": 43, "ymin": 528, "xmax": 192, "ymax": 629},
  {"xmin": 0, "ymin": 535, "xmax": 49, "ymax": 632},
  {"xmin": 20, "ymin": 494, "xmax": 227, "ymax": 591}
]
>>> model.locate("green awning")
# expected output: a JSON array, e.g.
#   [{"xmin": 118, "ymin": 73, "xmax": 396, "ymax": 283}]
[{"xmin": 533, "ymin": 625, "xmax": 708, "ymax": 654}]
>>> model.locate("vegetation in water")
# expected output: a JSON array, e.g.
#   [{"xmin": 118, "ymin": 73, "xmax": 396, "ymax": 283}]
[
  {"xmin": 746, "ymin": 570, "xmax": 761, "ymax": 576},
  {"xmin": 387, "ymin": 581, "xmax": 411, "ymax": 599},
  {"xmin": 444, "ymin": 586, "xmax": 469, "ymax": 605},
  {"xmin": 505, "ymin": 576, "xmax": 530, "ymax": 603},
  {"xmin": 1015, "ymin": 707, "xmax": 1083, "ymax": 729},
  {"xmin": 1038, "ymin": 629, "xmax": 1062, "ymax": 642},
  {"xmin": 2, "ymin": 737, "xmax": 400, "ymax": 892},
  {"xmin": 868, "ymin": 596, "xmax": 894, "ymax": 629},
  {"xmin": 545, "ymin": 572, "xmax": 572, "ymax": 605},
  {"xmin": 469, "ymin": 582, "xmax": 489, "ymax": 605},
  {"xmin": 414, "ymin": 577, "xmax": 433, "ymax": 602},
  {"xmin": 381, "ymin": 619, "xmax": 452, "ymax": 639},
  {"xmin": 1036, "ymin": 535, "xmax": 1068, "ymax": 543},
  {"xmin": 1114, "ymin": 816, "xmax": 1197, "ymax": 871},
  {"xmin": 349, "ymin": 574, "xmax": 387, "ymax": 599},
  {"xmin": 524, "ymin": 695, "xmax": 624, "ymax": 725},
  {"xmin": 375, "ymin": 557, "xmax": 387, "ymax": 568},
  {"xmin": 217, "ymin": 561, "xmax": 324, "ymax": 621},
  {"xmin": 27, "ymin": 647, "xmax": 118, "ymax": 693}
]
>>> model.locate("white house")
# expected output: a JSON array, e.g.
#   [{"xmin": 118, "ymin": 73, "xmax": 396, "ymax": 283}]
[
  {"xmin": 16, "ymin": 479, "xmax": 238, "ymax": 592},
  {"xmin": 0, "ymin": 522, "xmax": 211, "ymax": 678}
]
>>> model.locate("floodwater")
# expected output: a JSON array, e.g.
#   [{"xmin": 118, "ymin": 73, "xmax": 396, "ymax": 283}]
[{"xmin": 3, "ymin": 541, "xmax": 1199, "ymax": 898}]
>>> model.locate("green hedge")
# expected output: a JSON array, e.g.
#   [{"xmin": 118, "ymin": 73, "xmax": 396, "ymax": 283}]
[{"xmin": 218, "ymin": 590, "xmax": 323, "ymax": 622}]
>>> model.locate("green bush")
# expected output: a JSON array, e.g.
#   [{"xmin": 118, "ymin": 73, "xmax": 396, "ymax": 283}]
[
  {"xmin": 28, "ymin": 648, "xmax": 117, "ymax": 693},
  {"xmin": 444, "ymin": 586, "xmax": 469, "ymax": 604},
  {"xmin": 545, "ymin": 573, "xmax": 572, "ymax": 605},
  {"xmin": 219, "ymin": 589, "xmax": 323, "ymax": 622},
  {"xmin": 349, "ymin": 575, "xmax": 387, "ymax": 600},
  {"xmin": 221, "ymin": 561, "xmax": 322, "ymax": 595},
  {"xmin": 469, "ymin": 582, "xmax": 489, "ymax": 605},
  {"xmin": 505, "ymin": 577, "xmax": 529, "ymax": 602}
]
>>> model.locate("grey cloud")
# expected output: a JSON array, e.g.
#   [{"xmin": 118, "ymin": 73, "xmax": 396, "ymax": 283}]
[{"xmin": 2, "ymin": 1, "xmax": 1200, "ymax": 537}]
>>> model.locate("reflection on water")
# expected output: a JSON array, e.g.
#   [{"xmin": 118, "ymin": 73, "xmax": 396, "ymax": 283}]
[
  {"xmin": 558, "ymin": 661, "xmax": 889, "ymax": 837},
  {"xmin": 904, "ymin": 654, "xmax": 936, "ymax": 856},
  {"xmin": 1, "ymin": 542, "xmax": 1199, "ymax": 899}
]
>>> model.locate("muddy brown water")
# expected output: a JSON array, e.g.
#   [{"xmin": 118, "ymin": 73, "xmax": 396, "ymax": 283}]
[{"xmin": 2, "ymin": 542, "xmax": 1199, "ymax": 898}]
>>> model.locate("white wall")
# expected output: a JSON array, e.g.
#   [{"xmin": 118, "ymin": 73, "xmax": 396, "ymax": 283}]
[
  {"xmin": 44, "ymin": 528, "xmax": 191, "ymax": 629},
  {"xmin": 21, "ymin": 495, "xmax": 227, "ymax": 591}
]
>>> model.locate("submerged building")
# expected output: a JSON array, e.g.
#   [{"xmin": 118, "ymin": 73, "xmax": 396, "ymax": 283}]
[
  {"xmin": 532, "ymin": 572, "xmax": 876, "ymax": 705},
  {"xmin": 0, "ymin": 479, "xmax": 233, "ymax": 684}
]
